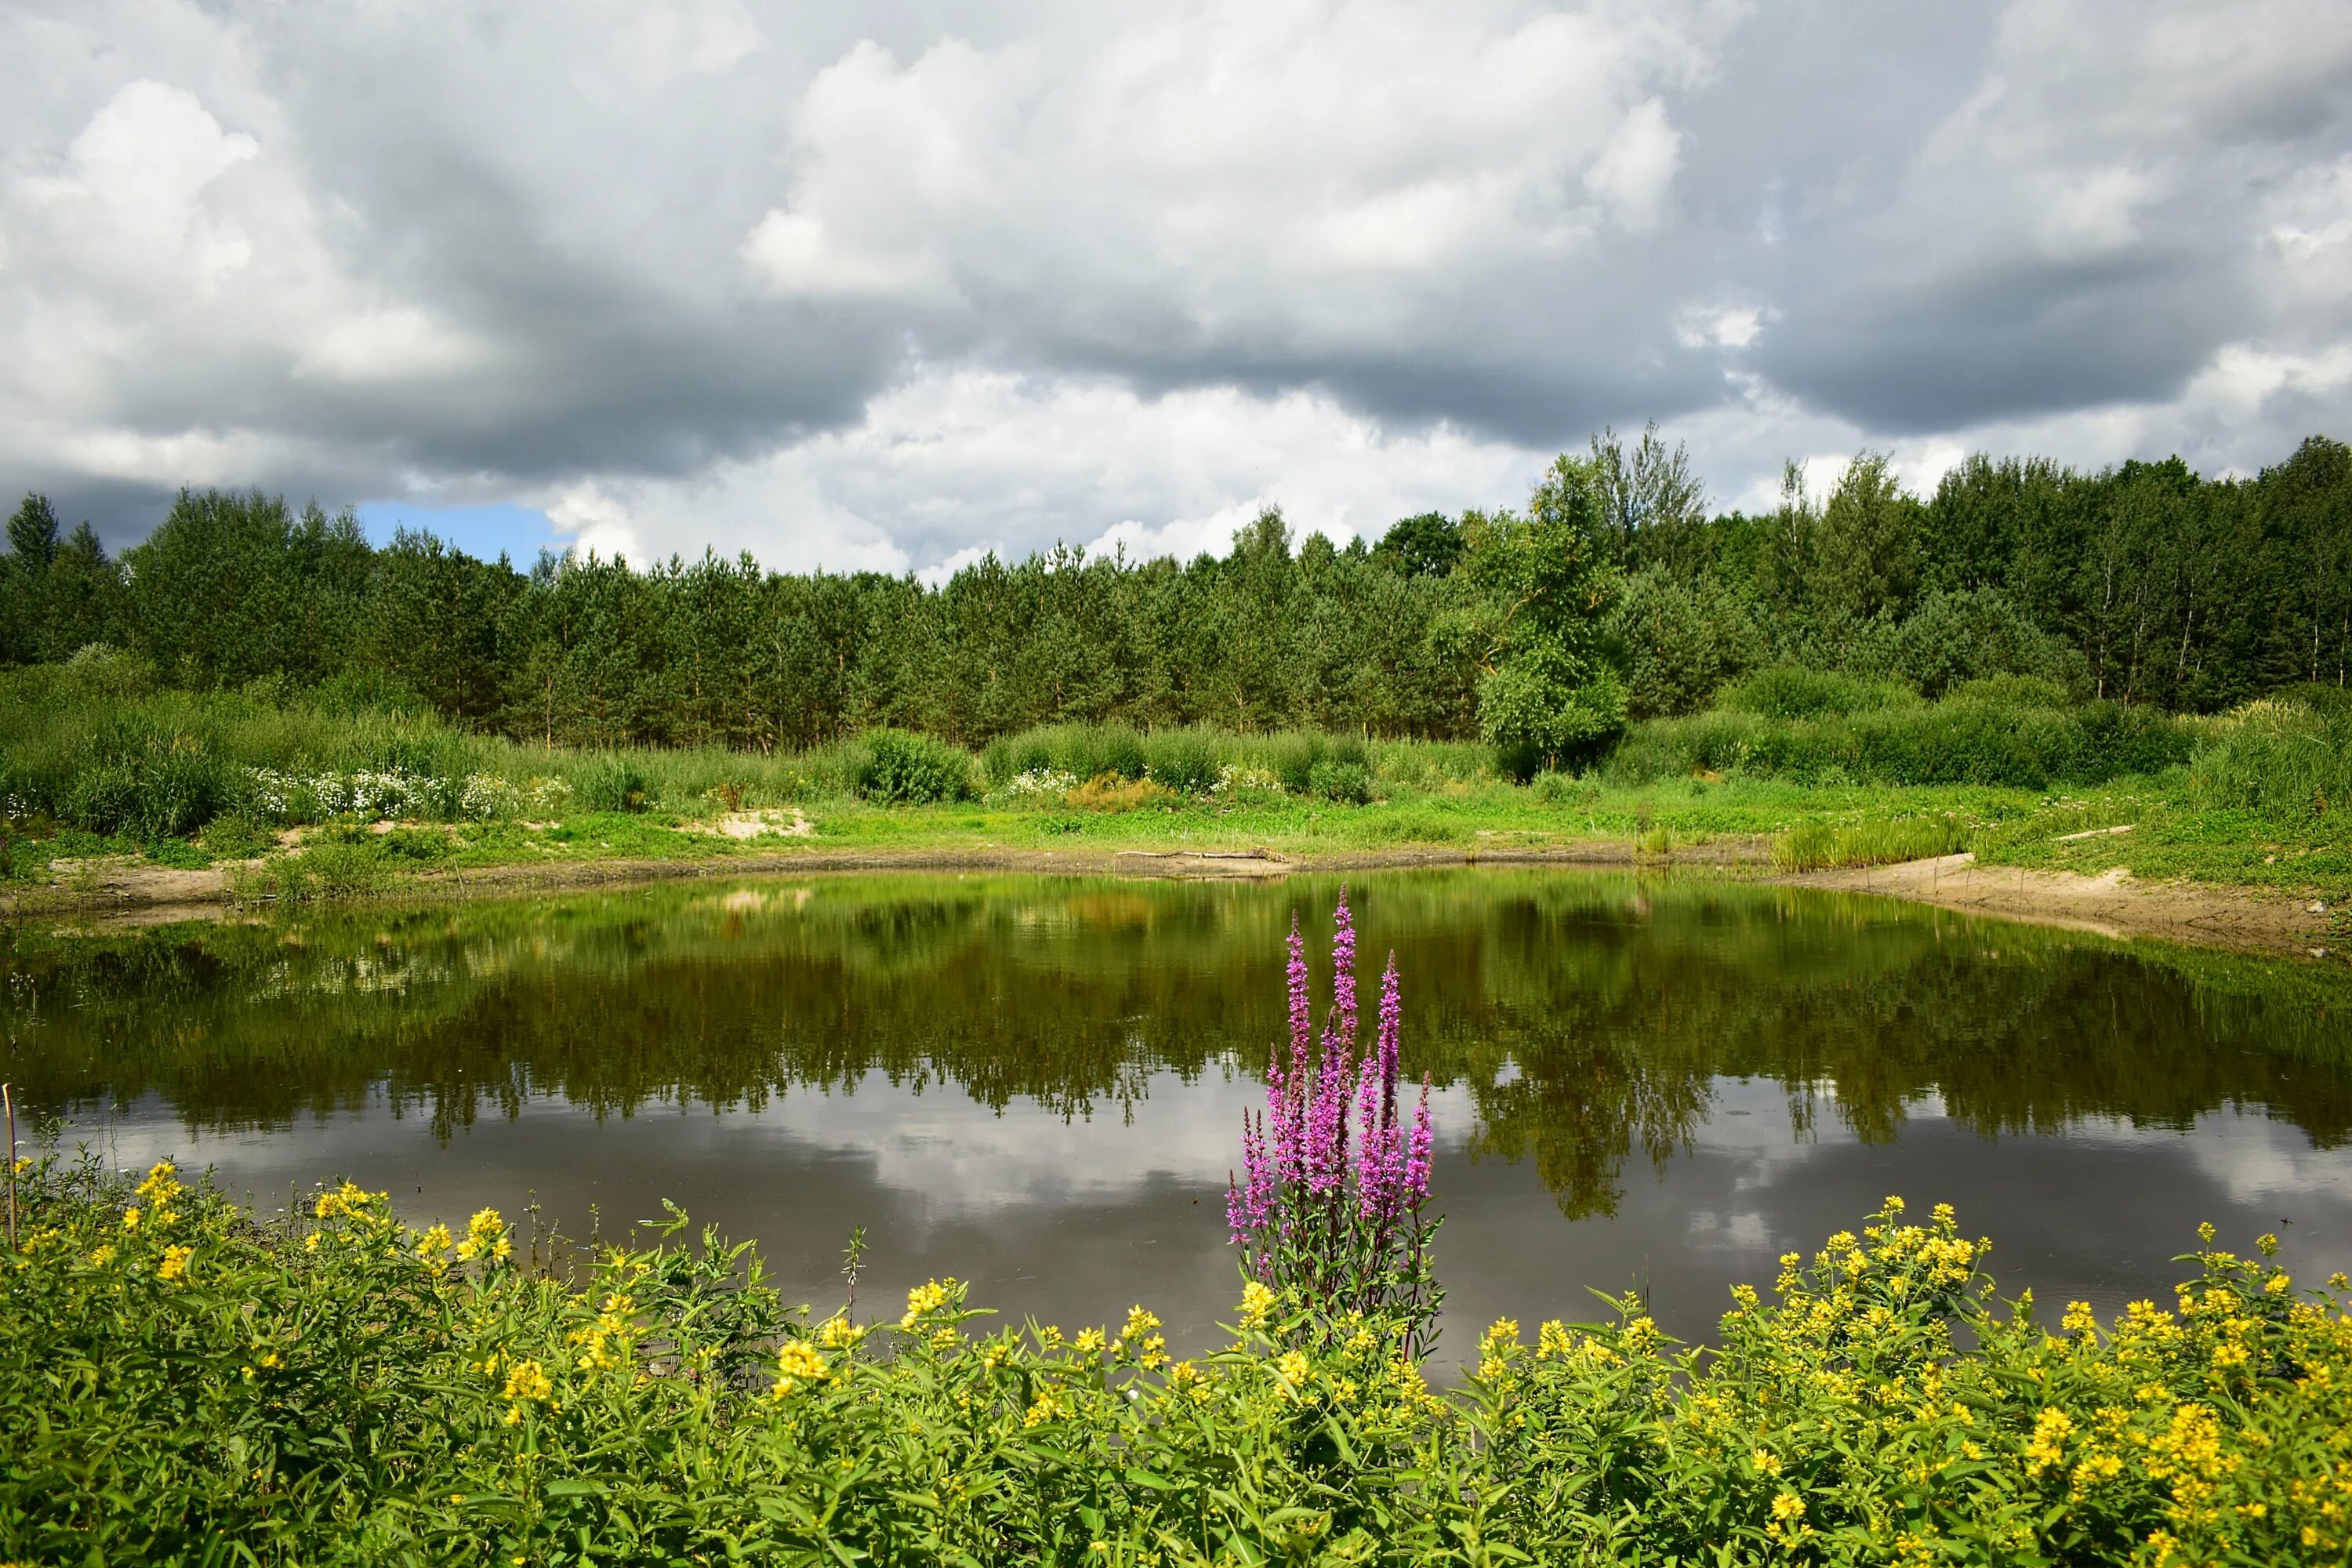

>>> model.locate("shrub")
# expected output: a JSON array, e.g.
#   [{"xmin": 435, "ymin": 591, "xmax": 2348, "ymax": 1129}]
[
  {"xmin": 1305, "ymin": 758, "xmax": 1373, "ymax": 804},
  {"xmin": 1888, "ymin": 586, "xmax": 2088, "ymax": 699},
  {"xmin": 1945, "ymin": 673, "xmax": 2071, "ymax": 710},
  {"xmin": 1262, "ymin": 731, "xmax": 1370, "ymax": 795},
  {"xmin": 852, "ymin": 728, "xmax": 974, "ymax": 804},
  {"xmin": 1529, "ymin": 770, "xmax": 1597, "ymax": 806},
  {"xmin": 1141, "ymin": 728, "xmax": 1221, "ymax": 795},
  {"xmin": 60, "ymin": 642, "xmax": 158, "ymax": 699},
  {"xmin": 310, "ymin": 669, "xmax": 430, "ymax": 718},
  {"xmin": 1720, "ymin": 666, "xmax": 1921, "ymax": 721},
  {"xmin": 573, "ymin": 756, "xmax": 651, "ymax": 812},
  {"xmin": 195, "ymin": 811, "xmax": 275, "ymax": 861}
]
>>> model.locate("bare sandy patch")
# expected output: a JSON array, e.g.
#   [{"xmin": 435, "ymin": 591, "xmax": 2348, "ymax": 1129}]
[
  {"xmin": 1782, "ymin": 852, "xmax": 2324, "ymax": 956},
  {"xmin": 683, "ymin": 809, "xmax": 814, "ymax": 841}
]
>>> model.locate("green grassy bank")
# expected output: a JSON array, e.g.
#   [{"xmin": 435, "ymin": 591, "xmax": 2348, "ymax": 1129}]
[{"xmin": 3, "ymin": 657, "xmax": 2348, "ymax": 909}]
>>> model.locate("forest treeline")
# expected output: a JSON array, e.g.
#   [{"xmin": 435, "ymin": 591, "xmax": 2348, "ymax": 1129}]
[{"xmin": 3, "ymin": 430, "xmax": 2347, "ymax": 760}]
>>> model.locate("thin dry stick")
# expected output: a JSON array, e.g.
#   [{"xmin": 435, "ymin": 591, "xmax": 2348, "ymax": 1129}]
[{"xmin": 3, "ymin": 1082, "xmax": 16, "ymax": 1250}]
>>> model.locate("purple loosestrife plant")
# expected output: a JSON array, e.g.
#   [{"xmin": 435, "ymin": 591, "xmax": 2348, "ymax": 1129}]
[{"xmin": 1228, "ymin": 892, "xmax": 1441, "ymax": 1350}]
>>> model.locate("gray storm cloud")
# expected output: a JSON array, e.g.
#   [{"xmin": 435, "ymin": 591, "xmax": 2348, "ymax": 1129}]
[{"xmin": 0, "ymin": 0, "xmax": 2347, "ymax": 567}]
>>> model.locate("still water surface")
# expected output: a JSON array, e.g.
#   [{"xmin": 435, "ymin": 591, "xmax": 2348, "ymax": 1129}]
[{"xmin": 6, "ymin": 869, "xmax": 2352, "ymax": 1371}]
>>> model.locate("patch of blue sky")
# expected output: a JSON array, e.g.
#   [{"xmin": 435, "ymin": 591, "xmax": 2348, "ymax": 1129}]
[{"xmin": 353, "ymin": 501, "xmax": 563, "ymax": 564}]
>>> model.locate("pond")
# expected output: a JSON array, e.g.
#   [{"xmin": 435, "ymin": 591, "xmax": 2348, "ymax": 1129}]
[{"xmin": 6, "ymin": 869, "xmax": 2352, "ymax": 1374}]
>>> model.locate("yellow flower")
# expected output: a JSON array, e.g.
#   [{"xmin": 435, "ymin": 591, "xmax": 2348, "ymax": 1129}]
[
  {"xmin": 136, "ymin": 1160, "xmax": 185, "ymax": 1207},
  {"xmin": 1240, "ymin": 1279, "xmax": 1277, "ymax": 1328},
  {"xmin": 2024, "ymin": 1407, "xmax": 2074, "ymax": 1479},
  {"xmin": 817, "ymin": 1313, "xmax": 861, "ymax": 1349},
  {"xmin": 1770, "ymin": 1491, "xmax": 1805, "ymax": 1523},
  {"xmin": 122, "ymin": 1207, "xmax": 141, "ymax": 1232},
  {"xmin": 158, "ymin": 1245, "xmax": 194, "ymax": 1283},
  {"xmin": 1123, "ymin": 1305, "xmax": 1163, "ymax": 1342},
  {"xmin": 500, "ymin": 1359, "xmax": 553, "ymax": 1404},
  {"xmin": 1752, "ymin": 1449, "xmax": 1783, "ymax": 1477},
  {"xmin": 86, "ymin": 1244, "xmax": 116, "ymax": 1268},
  {"xmin": 1276, "ymin": 1349, "xmax": 1310, "ymax": 1389},
  {"xmin": 900, "ymin": 1278, "xmax": 953, "ymax": 1329},
  {"xmin": 1023, "ymin": 1387, "xmax": 1069, "ymax": 1427},
  {"xmin": 456, "ymin": 1207, "xmax": 505, "ymax": 1262},
  {"xmin": 771, "ymin": 1339, "xmax": 827, "ymax": 1396},
  {"xmin": 1074, "ymin": 1328, "xmax": 1106, "ymax": 1355}
]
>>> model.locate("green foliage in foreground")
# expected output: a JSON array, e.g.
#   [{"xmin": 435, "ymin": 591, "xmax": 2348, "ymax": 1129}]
[{"xmin": 5, "ymin": 1156, "xmax": 2350, "ymax": 1566}]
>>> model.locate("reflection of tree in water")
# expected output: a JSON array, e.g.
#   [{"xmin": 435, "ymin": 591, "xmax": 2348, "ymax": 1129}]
[
  {"xmin": 1465, "ymin": 1025, "xmax": 1713, "ymax": 1220},
  {"xmin": 2, "ymin": 872, "xmax": 2350, "ymax": 1210}
]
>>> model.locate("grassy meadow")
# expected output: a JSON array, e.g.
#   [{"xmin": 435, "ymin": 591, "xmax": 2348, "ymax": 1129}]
[{"xmin": 2, "ymin": 654, "xmax": 2349, "ymax": 908}]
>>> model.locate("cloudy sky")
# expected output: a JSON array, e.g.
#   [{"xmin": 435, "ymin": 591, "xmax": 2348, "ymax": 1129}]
[{"xmin": 3, "ymin": 0, "xmax": 2350, "ymax": 575}]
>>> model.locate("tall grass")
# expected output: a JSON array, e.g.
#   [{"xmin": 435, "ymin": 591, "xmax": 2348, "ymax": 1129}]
[
  {"xmin": 1771, "ymin": 814, "xmax": 1971, "ymax": 871},
  {"xmin": 2187, "ymin": 691, "xmax": 2352, "ymax": 826},
  {"xmin": 0, "ymin": 664, "xmax": 901, "ymax": 834},
  {"xmin": 1610, "ymin": 683, "xmax": 2192, "ymax": 790},
  {"xmin": 979, "ymin": 722, "xmax": 1382, "ymax": 800}
]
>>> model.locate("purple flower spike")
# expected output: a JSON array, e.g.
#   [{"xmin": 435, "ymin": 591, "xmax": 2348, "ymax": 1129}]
[
  {"xmin": 1231, "ymin": 896, "xmax": 1439, "ymax": 1338},
  {"xmin": 1376, "ymin": 956, "xmax": 1401, "ymax": 1127},
  {"xmin": 1330, "ymin": 888, "xmax": 1358, "ymax": 1047},
  {"xmin": 1403, "ymin": 1076, "xmax": 1434, "ymax": 1207}
]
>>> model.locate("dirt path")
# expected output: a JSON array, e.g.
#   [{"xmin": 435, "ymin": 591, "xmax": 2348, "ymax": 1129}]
[
  {"xmin": 7, "ymin": 840, "xmax": 2332, "ymax": 959},
  {"xmin": 1780, "ymin": 852, "xmax": 2328, "ymax": 956}
]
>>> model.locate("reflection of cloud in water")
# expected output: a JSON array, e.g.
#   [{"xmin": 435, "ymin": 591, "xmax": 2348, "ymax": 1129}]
[{"xmin": 77, "ymin": 1070, "xmax": 1487, "ymax": 1225}]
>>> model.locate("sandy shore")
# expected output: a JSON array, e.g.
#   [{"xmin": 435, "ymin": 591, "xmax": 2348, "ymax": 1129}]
[
  {"xmin": 5, "ymin": 840, "xmax": 2332, "ymax": 959},
  {"xmin": 1779, "ymin": 852, "xmax": 2328, "ymax": 956}
]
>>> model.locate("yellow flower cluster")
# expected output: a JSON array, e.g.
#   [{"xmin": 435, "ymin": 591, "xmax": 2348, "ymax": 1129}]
[
  {"xmin": 1115, "ymin": 1305, "xmax": 1169, "ymax": 1369},
  {"xmin": 2024, "ymin": 1407, "xmax": 2075, "ymax": 1479},
  {"xmin": 499, "ymin": 1359, "xmax": 553, "ymax": 1425},
  {"xmin": 134, "ymin": 1161, "xmax": 185, "ymax": 1228},
  {"xmin": 312, "ymin": 1180, "xmax": 376, "ymax": 1222},
  {"xmin": 565, "ymin": 1293, "xmax": 637, "ymax": 1374},
  {"xmin": 157, "ymin": 1244, "xmax": 193, "ymax": 1283},
  {"xmin": 1476, "ymin": 1318, "xmax": 1519, "ymax": 1384},
  {"xmin": 414, "ymin": 1223, "xmax": 454, "ymax": 1276},
  {"xmin": 900, "ymin": 1278, "xmax": 953, "ymax": 1329},
  {"xmin": 771, "ymin": 1339, "xmax": 828, "ymax": 1397},
  {"xmin": 1239, "ymin": 1279, "xmax": 1276, "ymax": 1328},
  {"xmin": 454, "ymin": 1207, "xmax": 509, "ymax": 1265}
]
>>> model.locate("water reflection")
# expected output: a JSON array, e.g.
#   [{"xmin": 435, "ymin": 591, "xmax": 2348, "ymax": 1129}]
[{"xmin": 5, "ymin": 870, "xmax": 2351, "ymax": 1367}]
